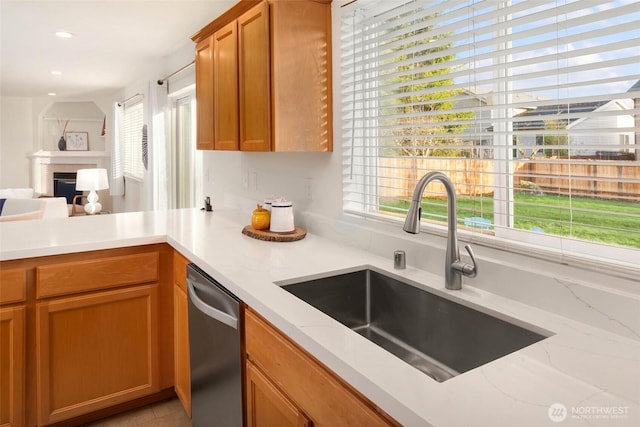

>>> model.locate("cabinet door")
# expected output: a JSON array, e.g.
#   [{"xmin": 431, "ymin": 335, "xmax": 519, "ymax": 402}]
[
  {"xmin": 270, "ymin": 0, "xmax": 332, "ymax": 152},
  {"xmin": 196, "ymin": 36, "xmax": 214, "ymax": 150},
  {"xmin": 238, "ymin": 1, "xmax": 271, "ymax": 152},
  {"xmin": 213, "ymin": 20, "xmax": 240, "ymax": 150},
  {"xmin": 0, "ymin": 306, "xmax": 25, "ymax": 427},
  {"xmin": 36, "ymin": 285, "xmax": 159, "ymax": 425},
  {"xmin": 174, "ymin": 284, "xmax": 191, "ymax": 417},
  {"xmin": 246, "ymin": 309, "xmax": 398, "ymax": 426},
  {"xmin": 173, "ymin": 250, "xmax": 191, "ymax": 415},
  {"xmin": 246, "ymin": 360, "xmax": 311, "ymax": 427}
]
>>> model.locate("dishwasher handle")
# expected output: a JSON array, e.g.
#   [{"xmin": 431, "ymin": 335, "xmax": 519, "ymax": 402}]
[{"xmin": 187, "ymin": 279, "xmax": 239, "ymax": 330}]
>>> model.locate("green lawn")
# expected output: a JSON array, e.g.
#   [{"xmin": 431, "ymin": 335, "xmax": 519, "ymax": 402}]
[{"xmin": 382, "ymin": 193, "xmax": 640, "ymax": 249}]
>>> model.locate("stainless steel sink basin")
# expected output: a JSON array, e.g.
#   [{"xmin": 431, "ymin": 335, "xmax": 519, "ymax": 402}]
[{"xmin": 280, "ymin": 267, "xmax": 551, "ymax": 382}]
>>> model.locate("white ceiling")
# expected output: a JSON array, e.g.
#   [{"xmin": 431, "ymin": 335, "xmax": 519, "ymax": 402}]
[{"xmin": 0, "ymin": 0, "xmax": 236, "ymax": 98}]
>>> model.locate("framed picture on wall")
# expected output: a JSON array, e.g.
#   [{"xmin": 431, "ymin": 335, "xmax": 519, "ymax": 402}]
[{"xmin": 65, "ymin": 131, "xmax": 89, "ymax": 151}]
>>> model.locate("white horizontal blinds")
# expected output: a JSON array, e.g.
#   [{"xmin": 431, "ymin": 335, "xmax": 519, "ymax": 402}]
[
  {"xmin": 122, "ymin": 101, "xmax": 144, "ymax": 180},
  {"xmin": 342, "ymin": 0, "xmax": 640, "ymax": 252}
]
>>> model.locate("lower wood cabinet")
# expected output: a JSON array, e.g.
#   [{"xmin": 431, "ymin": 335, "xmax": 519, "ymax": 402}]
[
  {"xmin": 0, "ymin": 244, "xmax": 174, "ymax": 426},
  {"xmin": 35, "ymin": 284, "xmax": 159, "ymax": 425},
  {"xmin": 0, "ymin": 305, "xmax": 25, "ymax": 427},
  {"xmin": 246, "ymin": 360, "xmax": 311, "ymax": 427},
  {"xmin": 173, "ymin": 251, "xmax": 191, "ymax": 417},
  {"xmin": 245, "ymin": 309, "xmax": 399, "ymax": 427}
]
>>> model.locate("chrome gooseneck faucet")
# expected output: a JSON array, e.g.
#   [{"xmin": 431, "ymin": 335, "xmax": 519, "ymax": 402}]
[{"xmin": 403, "ymin": 171, "xmax": 478, "ymax": 290}]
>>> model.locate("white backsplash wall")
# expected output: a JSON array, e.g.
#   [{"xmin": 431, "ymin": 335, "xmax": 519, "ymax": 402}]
[{"xmin": 202, "ymin": 150, "xmax": 340, "ymax": 217}]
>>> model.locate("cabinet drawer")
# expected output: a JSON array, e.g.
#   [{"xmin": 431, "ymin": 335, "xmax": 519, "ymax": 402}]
[
  {"xmin": 36, "ymin": 252, "xmax": 159, "ymax": 298},
  {"xmin": 245, "ymin": 309, "xmax": 398, "ymax": 426},
  {"xmin": 0, "ymin": 268, "xmax": 26, "ymax": 305}
]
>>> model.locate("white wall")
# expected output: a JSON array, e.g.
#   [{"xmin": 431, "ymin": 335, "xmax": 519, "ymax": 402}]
[{"xmin": 0, "ymin": 96, "xmax": 34, "ymax": 188}]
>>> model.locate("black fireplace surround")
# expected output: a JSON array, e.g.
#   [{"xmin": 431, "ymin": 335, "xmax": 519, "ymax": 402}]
[{"xmin": 53, "ymin": 172, "xmax": 82, "ymax": 204}]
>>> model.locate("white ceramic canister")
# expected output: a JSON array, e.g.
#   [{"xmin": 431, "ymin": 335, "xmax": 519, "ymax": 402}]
[{"xmin": 269, "ymin": 199, "xmax": 295, "ymax": 232}]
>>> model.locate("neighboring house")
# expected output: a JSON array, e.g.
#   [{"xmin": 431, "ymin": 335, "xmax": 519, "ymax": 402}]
[
  {"xmin": 456, "ymin": 89, "xmax": 551, "ymax": 158},
  {"xmin": 454, "ymin": 81, "xmax": 638, "ymax": 159},
  {"xmin": 512, "ymin": 80, "xmax": 638, "ymax": 158}
]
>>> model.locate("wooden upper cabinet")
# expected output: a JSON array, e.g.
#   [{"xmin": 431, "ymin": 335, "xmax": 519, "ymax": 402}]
[
  {"xmin": 193, "ymin": 0, "xmax": 332, "ymax": 152},
  {"xmin": 270, "ymin": 0, "xmax": 332, "ymax": 152},
  {"xmin": 238, "ymin": 1, "xmax": 271, "ymax": 152},
  {"xmin": 214, "ymin": 20, "xmax": 240, "ymax": 150},
  {"xmin": 196, "ymin": 36, "xmax": 214, "ymax": 150}
]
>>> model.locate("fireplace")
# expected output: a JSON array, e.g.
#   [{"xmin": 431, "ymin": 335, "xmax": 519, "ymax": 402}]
[
  {"xmin": 53, "ymin": 172, "xmax": 82, "ymax": 204},
  {"xmin": 28, "ymin": 150, "xmax": 110, "ymax": 196},
  {"xmin": 28, "ymin": 150, "xmax": 112, "ymax": 213}
]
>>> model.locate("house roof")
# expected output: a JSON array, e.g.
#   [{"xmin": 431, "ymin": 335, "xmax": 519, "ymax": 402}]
[
  {"xmin": 628, "ymin": 79, "xmax": 640, "ymax": 93},
  {"xmin": 513, "ymin": 101, "xmax": 609, "ymax": 131}
]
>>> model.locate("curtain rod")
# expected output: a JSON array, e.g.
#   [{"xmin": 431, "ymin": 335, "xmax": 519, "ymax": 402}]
[
  {"xmin": 157, "ymin": 60, "xmax": 195, "ymax": 86},
  {"xmin": 117, "ymin": 93, "xmax": 143, "ymax": 107}
]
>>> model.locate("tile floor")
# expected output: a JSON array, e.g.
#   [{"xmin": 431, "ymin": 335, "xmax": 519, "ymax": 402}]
[{"xmin": 85, "ymin": 398, "xmax": 191, "ymax": 427}]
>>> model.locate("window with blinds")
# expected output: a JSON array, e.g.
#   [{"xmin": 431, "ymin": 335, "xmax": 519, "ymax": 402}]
[
  {"xmin": 341, "ymin": 0, "xmax": 640, "ymax": 261},
  {"xmin": 122, "ymin": 100, "xmax": 144, "ymax": 180}
]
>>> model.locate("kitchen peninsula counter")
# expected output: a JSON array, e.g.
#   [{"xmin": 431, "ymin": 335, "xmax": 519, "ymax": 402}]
[{"xmin": 1, "ymin": 209, "xmax": 638, "ymax": 426}]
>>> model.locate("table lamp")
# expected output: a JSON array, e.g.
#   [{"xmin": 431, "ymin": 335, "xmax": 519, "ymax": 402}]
[{"xmin": 75, "ymin": 168, "xmax": 109, "ymax": 214}]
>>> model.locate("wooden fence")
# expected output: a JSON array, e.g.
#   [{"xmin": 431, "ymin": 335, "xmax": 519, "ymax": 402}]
[
  {"xmin": 514, "ymin": 160, "xmax": 640, "ymax": 199},
  {"xmin": 378, "ymin": 157, "xmax": 494, "ymax": 198},
  {"xmin": 377, "ymin": 157, "xmax": 640, "ymax": 200}
]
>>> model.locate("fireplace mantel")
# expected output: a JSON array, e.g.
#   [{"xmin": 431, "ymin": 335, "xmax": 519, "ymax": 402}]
[
  {"xmin": 29, "ymin": 150, "xmax": 110, "ymax": 196},
  {"xmin": 28, "ymin": 150, "xmax": 110, "ymax": 162}
]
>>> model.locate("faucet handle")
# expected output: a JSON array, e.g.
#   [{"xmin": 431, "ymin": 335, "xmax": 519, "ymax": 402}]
[
  {"xmin": 452, "ymin": 245, "xmax": 478, "ymax": 278},
  {"xmin": 460, "ymin": 245, "xmax": 478, "ymax": 278}
]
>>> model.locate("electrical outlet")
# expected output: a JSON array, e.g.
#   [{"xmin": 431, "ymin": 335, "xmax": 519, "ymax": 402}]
[
  {"xmin": 305, "ymin": 178, "xmax": 313, "ymax": 200},
  {"xmin": 251, "ymin": 172, "xmax": 258, "ymax": 192},
  {"xmin": 242, "ymin": 172, "xmax": 249, "ymax": 190}
]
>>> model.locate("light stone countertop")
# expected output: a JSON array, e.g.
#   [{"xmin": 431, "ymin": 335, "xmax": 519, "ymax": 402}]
[{"xmin": 1, "ymin": 209, "xmax": 639, "ymax": 426}]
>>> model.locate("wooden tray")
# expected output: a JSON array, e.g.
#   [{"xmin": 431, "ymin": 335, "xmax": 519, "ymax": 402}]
[{"xmin": 242, "ymin": 225, "xmax": 307, "ymax": 242}]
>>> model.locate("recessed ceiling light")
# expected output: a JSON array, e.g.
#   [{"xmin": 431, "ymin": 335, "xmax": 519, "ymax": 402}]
[
  {"xmin": 55, "ymin": 31, "xmax": 74, "ymax": 39},
  {"xmin": 51, "ymin": 70, "xmax": 62, "ymax": 76},
  {"xmin": 48, "ymin": 92, "xmax": 57, "ymax": 96}
]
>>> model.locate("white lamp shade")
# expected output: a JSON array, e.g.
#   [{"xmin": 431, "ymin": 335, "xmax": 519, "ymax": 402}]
[{"xmin": 76, "ymin": 168, "xmax": 109, "ymax": 191}]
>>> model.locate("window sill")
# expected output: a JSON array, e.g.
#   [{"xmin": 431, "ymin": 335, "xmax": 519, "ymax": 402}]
[{"xmin": 342, "ymin": 209, "xmax": 640, "ymax": 282}]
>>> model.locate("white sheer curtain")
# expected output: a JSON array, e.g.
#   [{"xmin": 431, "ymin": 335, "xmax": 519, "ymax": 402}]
[
  {"xmin": 149, "ymin": 80, "xmax": 170, "ymax": 210},
  {"xmin": 110, "ymin": 103, "xmax": 125, "ymax": 196}
]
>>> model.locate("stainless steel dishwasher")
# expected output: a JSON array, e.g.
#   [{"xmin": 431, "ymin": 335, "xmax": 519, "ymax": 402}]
[{"xmin": 187, "ymin": 264, "xmax": 243, "ymax": 427}]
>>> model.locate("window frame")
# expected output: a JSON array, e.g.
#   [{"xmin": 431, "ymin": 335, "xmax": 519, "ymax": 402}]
[
  {"xmin": 121, "ymin": 100, "xmax": 145, "ymax": 181},
  {"xmin": 340, "ymin": 0, "xmax": 640, "ymax": 267}
]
